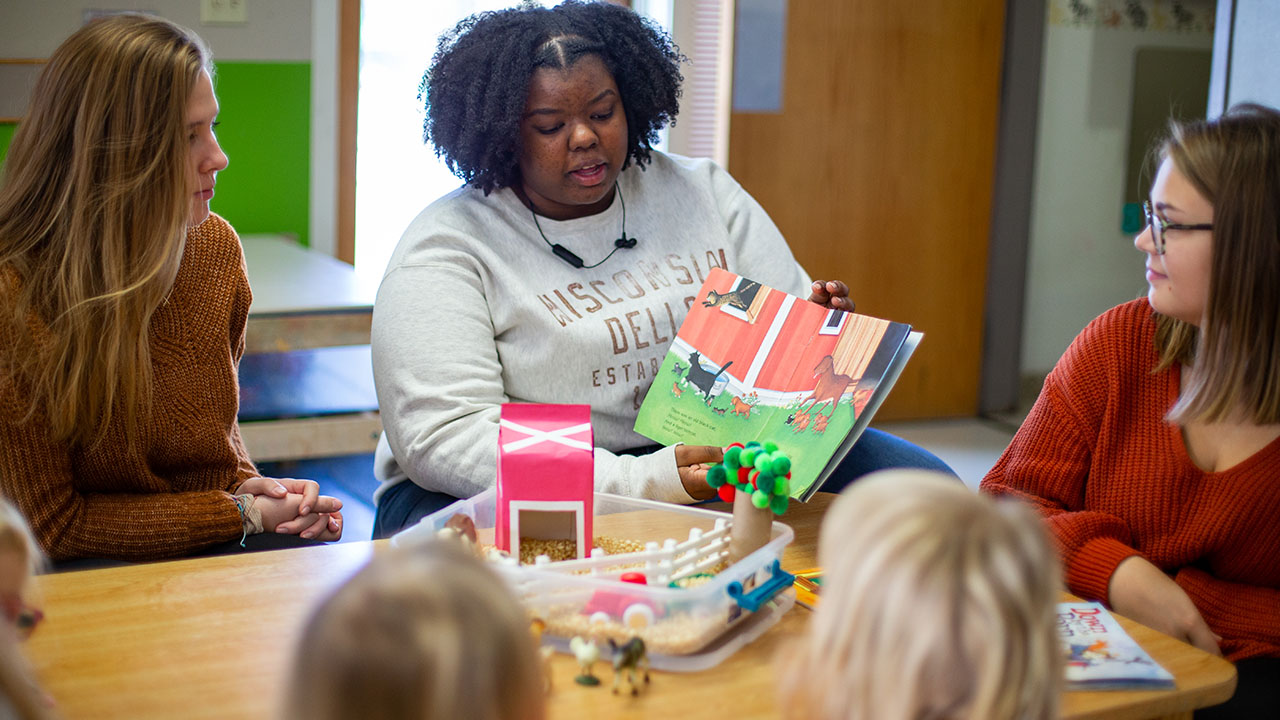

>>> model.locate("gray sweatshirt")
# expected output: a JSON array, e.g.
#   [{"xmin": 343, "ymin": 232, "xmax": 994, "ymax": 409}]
[{"xmin": 372, "ymin": 151, "xmax": 810, "ymax": 505}]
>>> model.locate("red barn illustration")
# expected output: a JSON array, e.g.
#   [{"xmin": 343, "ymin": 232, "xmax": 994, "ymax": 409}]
[
  {"xmin": 679, "ymin": 269, "xmax": 903, "ymax": 413},
  {"xmin": 495, "ymin": 403, "xmax": 594, "ymax": 560}
]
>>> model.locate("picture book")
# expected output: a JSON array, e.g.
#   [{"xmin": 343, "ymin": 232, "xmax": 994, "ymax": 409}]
[
  {"xmin": 633, "ymin": 268, "xmax": 920, "ymax": 501},
  {"xmin": 1058, "ymin": 602, "xmax": 1176, "ymax": 690}
]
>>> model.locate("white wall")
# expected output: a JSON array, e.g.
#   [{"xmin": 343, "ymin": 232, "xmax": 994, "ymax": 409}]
[
  {"xmin": 1020, "ymin": 22, "xmax": 1212, "ymax": 375},
  {"xmin": 1215, "ymin": 0, "xmax": 1280, "ymax": 110},
  {"xmin": 0, "ymin": 0, "xmax": 311, "ymax": 60},
  {"xmin": 309, "ymin": 0, "xmax": 338, "ymax": 257},
  {"xmin": 0, "ymin": 0, "xmax": 339, "ymax": 256}
]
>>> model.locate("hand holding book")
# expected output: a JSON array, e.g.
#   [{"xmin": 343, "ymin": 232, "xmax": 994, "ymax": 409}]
[
  {"xmin": 634, "ymin": 269, "xmax": 920, "ymax": 501},
  {"xmin": 807, "ymin": 279, "xmax": 854, "ymax": 311}
]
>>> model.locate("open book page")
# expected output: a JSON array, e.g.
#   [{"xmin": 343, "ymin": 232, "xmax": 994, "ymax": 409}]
[
  {"xmin": 1059, "ymin": 602, "xmax": 1175, "ymax": 690},
  {"xmin": 804, "ymin": 331, "xmax": 920, "ymax": 500},
  {"xmin": 633, "ymin": 268, "xmax": 915, "ymax": 499}
]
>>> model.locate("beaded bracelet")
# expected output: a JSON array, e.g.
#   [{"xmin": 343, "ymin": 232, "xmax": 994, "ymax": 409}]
[
  {"xmin": 231, "ymin": 494, "xmax": 251, "ymax": 547},
  {"xmin": 231, "ymin": 491, "xmax": 248, "ymax": 543},
  {"xmin": 230, "ymin": 493, "xmax": 264, "ymax": 547}
]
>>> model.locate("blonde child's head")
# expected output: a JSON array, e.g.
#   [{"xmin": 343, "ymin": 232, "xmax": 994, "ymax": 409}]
[
  {"xmin": 780, "ymin": 470, "xmax": 1061, "ymax": 720},
  {"xmin": 0, "ymin": 500, "xmax": 41, "ymax": 630},
  {"xmin": 285, "ymin": 541, "xmax": 545, "ymax": 720},
  {"xmin": 0, "ymin": 499, "xmax": 49, "ymax": 720}
]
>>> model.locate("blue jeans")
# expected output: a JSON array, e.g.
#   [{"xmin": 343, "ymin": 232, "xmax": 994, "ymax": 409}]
[
  {"xmin": 1194, "ymin": 657, "xmax": 1280, "ymax": 719},
  {"xmin": 371, "ymin": 427, "xmax": 955, "ymax": 539}
]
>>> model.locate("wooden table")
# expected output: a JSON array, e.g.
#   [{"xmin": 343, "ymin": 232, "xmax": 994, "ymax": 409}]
[
  {"xmin": 25, "ymin": 494, "xmax": 1236, "ymax": 720},
  {"xmin": 241, "ymin": 234, "xmax": 378, "ymax": 355},
  {"xmin": 238, "ymin": 234, "xmax": 382, "ymax": 461}
]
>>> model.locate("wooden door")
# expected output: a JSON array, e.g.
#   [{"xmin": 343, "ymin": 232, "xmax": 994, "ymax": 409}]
[{"xmin": 729, "ymin": 1, "xmax": 1006, "ymax": 418}]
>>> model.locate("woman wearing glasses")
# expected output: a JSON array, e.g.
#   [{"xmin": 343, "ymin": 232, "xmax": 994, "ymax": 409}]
[{"xmin": 981, "ymin": 104, "xmax": 1280, "ymax": 717}]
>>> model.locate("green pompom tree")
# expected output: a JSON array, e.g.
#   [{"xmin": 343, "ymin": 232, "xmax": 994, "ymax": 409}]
[{"xmin": 707, "ymin": 441, "xmax": 792, "ymax": 516}]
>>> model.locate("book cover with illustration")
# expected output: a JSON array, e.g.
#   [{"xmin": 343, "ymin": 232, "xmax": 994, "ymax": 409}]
[
  {"xmin": 633, "ymin": 268, "xmax": 920, "ymax": 501},
  {"xmin": 1058, "ymin": 602, "xmax": 1175, "ymax": 690}
]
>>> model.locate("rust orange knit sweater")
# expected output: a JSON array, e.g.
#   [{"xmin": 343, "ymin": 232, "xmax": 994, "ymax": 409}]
[
  {"xmin": 1, "ymin": 214, "xmax": 258, "ymax": 561},
  {"xmin": 982, "ymin": 300, "xmax": 1280, "ymax": 662}
]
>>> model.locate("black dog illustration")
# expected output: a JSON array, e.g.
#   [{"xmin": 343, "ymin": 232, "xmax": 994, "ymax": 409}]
[{"xmin": 685, "ymin": 351, "xmax": 733, "ymax": 405}]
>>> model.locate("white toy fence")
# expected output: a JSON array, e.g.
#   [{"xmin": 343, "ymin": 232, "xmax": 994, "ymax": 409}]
[{"xmin": 501, "ymin": 518, "xmax": 733, "ymax": 586}]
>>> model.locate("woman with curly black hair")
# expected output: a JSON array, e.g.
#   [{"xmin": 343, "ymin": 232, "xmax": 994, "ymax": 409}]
[{"xmin": 370, "ymin": 0, "xmax": 952, "ymax": 537}]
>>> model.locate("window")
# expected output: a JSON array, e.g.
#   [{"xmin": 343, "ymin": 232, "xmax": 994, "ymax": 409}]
[
  {"xmin": 353, "ymin": 2, "xmax": 541, "ymax": 287},
  {"xmin": 818, "ymin": 309, "xmax": 848, "ymax": 336},
  {"xmin": 354, "ymin": 1, "xmax": 715, "ymax": 288},
  {"xmin": 714, "ymin": 275, "xmax": 763, "ymax": 322}
]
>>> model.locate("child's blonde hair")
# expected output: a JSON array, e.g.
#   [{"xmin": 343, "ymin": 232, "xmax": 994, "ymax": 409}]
[
  {"xmin": 0, "ymin": 500, "xmax": 42, "ymax": 581},
  {"xmin": 0, "ymin": 499, "xmax": 49, "ymax": 720},
  {"xmin": 780, "ymin": 470, "xmax": 1061, "ymax": 720},
  {"xmin": 285, "ymin": 541, "xmax": 545, "ymax": 720}
]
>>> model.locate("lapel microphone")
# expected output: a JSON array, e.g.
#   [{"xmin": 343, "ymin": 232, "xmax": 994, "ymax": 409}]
[{"xmin": 531, "ymin": 182, "xmax": 639, "ymax": 269}]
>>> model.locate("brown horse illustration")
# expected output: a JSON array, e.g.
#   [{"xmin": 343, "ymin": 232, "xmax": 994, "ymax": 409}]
[{"xmin": 796, "ymin": 355, "xmax": 854, "ymax": 418}]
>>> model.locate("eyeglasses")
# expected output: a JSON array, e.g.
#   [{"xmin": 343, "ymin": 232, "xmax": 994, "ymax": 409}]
[{"xmin": 1143, "ymin": 200, "xmax": 1213, "ymax": 255}]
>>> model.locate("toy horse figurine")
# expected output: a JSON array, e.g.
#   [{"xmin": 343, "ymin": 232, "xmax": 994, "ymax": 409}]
[{"xmin": 609, "ymin": 637, "xmax": 650, "ymax": 695}]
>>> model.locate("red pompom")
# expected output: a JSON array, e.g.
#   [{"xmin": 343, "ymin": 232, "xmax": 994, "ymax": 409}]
[
  {"xmin": 737, "ymin": 467, "xmax": 751, "ymax": 485},
  {"xmin": 718, "ymin": 484, "xmax": 736, "ymax": 503}
]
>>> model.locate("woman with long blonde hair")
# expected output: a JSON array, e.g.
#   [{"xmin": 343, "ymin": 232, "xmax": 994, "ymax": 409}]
[
  {"xmin": 780, "ymin": 470, "xmax": 1061, "ymax": 720},
  {"xmin": 0, "ymin": 14, "xmax": 343, "ymax": 562}
]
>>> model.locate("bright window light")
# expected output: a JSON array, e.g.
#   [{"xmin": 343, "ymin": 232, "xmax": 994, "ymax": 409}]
[{"xmin": 354, "ymin": 1, "xmax": 673, "ymax": 288}]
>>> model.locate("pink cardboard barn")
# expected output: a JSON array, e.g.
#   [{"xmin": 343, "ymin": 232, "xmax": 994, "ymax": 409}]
[{"xmin": 495, "ymin": 403, "xmax": 594, "ymax": 560}]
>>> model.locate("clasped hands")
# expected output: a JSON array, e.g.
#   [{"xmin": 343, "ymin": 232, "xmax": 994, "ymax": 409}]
[
  {"xmin": 235, "ymin": 477, "xmax": 344, "ymax": 541},
  {"xmin": 676, "ymin": 279, "xmax": 852, "ymax": 500}
]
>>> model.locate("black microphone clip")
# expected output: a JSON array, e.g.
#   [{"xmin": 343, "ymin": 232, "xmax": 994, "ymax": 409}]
[
  {"xmin": 551, "ymin": 244, "xmax": 585, "ymax": 268},
  {"xmin": 614, "ymin": 235, "xmax": 638, "ymax": 249}
]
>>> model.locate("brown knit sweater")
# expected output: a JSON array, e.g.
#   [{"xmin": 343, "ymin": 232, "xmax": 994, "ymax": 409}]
[
  {"xmin": 981, "ymin": 300, "xmax": 1280, "ymax": 662},
  {"xmin": 1, "ymin": 214, "xmax": 258, "ymax": 561}
]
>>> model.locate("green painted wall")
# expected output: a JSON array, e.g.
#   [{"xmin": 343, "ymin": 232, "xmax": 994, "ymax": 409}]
[
  {"xmin": 0, "ymin": 63, "xmax": 311, "ymax": 247},
  {"xmin": 0, "ymin": 124, "xmax": 15, "ymax": 167},
  {"xmin": 213, "ymin": 62, "xmax": 311, "ymax": 246}
]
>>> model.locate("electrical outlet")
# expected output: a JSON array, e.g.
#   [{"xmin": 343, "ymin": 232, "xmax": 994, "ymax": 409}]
[{"xmin": 201, "ymin": 0, "xmax": 247, "ymax": 25}]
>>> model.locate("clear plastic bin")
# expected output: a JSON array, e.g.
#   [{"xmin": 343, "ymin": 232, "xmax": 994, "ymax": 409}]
[{"xmin": 392, "ymin": 489, "xmax": 796, "ymax": 670}]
